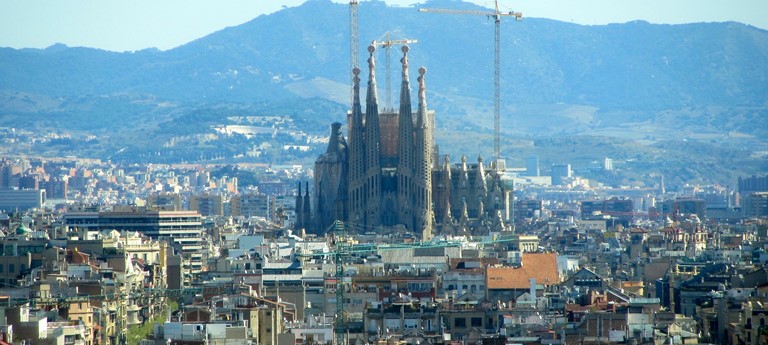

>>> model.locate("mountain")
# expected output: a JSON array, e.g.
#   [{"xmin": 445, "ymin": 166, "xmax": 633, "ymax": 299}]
[
  {"xmin": 3, "ymin": 1, "xmax": 767, "ymax": 108},
  {"xmin": 0, "ymin": 0, "xmax": 766, "ymax": 186}
]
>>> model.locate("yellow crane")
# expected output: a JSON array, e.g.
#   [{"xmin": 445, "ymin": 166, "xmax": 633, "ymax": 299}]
[
  {"xmin": 419, "ymin": 1, "xmax": 522, "ymax": 166},
  {"xmin": 372, "ymin": 32, "xmax": 419, "ymax": 110}
]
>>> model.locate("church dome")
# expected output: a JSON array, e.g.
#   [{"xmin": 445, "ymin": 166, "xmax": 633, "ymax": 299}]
[{"xmin": 15, "ymin": 224, "xmax": 31, "ymax": 235}]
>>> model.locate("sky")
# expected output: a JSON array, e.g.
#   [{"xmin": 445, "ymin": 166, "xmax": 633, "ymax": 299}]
[{"xmin": 1, "ymin": 0, "xmax": 765, "ymax": 52}]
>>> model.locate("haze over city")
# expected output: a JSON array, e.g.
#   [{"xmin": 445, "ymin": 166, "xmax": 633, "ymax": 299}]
[
  {"xmin": 0, "ymin": 1, "xmax": 767, "ymax": 345},
  {"xmin": 1, "ymin": 0, "xmax": 766, "ymax": 51}
]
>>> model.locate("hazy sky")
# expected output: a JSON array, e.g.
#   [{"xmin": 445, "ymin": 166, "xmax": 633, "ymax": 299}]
[{"xmin": 1, "ymin": 0, "xmax": 765, "ymax": 52}]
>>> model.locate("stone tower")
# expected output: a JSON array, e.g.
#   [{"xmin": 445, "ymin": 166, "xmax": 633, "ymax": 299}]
[{"xmin": 306, "ymin": 45, "xmax": 511, "ymax": 238}]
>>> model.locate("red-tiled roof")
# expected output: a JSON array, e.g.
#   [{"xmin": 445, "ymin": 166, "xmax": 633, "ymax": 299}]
[{"xmin": 486, "ymin": 253, "xmax": 558, "ymax": 289}]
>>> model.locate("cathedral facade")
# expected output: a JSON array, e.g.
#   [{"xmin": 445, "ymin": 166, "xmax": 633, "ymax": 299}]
[{"xmin": 302, "ymin": 45, "xmax": 512, "ymax": 238}]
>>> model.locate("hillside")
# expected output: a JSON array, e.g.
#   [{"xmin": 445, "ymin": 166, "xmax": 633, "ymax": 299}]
[{"xmin": 0, "ymin": 0, "xmax": 766, "ymax": 187}]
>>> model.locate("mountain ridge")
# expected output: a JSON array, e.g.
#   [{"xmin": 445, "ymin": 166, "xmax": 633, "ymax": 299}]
[
  {"xmin": 2, "ymin": 0, "xmax": 766, "ymax": 108},
  {"xmin": 0, "ymin": 0, "xmax": 766, "ymax": 187}
]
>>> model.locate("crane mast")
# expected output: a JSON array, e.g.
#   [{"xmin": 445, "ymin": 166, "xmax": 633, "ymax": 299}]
[
  {"xmin": 333, "ymin": 220, "xmax": 348, "ymax": 345},
  {"xmin": 419, "ymin": 0, "xmax": 521, "ymax": 166},
  {"xmin": 372, "ymin": 32, "xmax": 419, "ymax": 110}
]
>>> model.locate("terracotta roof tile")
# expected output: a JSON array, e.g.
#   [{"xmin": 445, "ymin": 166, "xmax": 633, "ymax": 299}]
[{"xmin": 486, "ymin": 253, "xmax": 559, "ymax": 289}]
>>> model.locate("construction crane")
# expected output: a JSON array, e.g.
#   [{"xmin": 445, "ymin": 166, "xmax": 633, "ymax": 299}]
[
  {"xmin": 372, "ymin": 32, "xmax": 419, "ymax": 110},
  {"xmin": 350, "ymin": 1, "xmax": 360, "ymax": 103},
  {"xmin": 332, "ymin": 220, "xmax": 348, "ymax": 345},
  {"xmin": 419, "ymin": 0, "xmax": 522, "ymax": 167}
]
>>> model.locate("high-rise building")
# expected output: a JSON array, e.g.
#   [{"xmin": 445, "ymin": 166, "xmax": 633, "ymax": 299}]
[
  {"xmin": 603, "ymin": 157, "xmax": 613, "ymax": 171},
  {"xmin": 0, "ymin": 160, "xmax": 12, "ymax": 187},
  {"xmin": 581, "ymin": 197, "xmax": 635, "ymax": 225},
  {"xmin": 306, "ymin": 45, "xmax": 511, "ymax": 238},
  {"xmin": 516, "ymin": 199, "xmax": 543, "ymax": 219},
  {"xmin": 189, "ymin": 193, "xmax": 224, "ymax": 216},
  {"xmin": 660, "ymin": 198, "xmax": 707, "ymax": 220},
  {"xmin": 744, "ymin": 192, "xmax": 768, "ymax": 217},
  {"xmin": 551, "ymin": 164, "xmax": 572, "ymax": 186},
  {"xmin": 231, "ymin": 193, "xmax": 271, "ymax": 218},
  {"xmin": 40, "ymin": 177, "xmax": 68, "ymax": 199},
  {"xmin": 738, "ymin": 175, "xmax": 768, "ymax": 194},
  {"xmin": 62, "ymin": 206, "xmax": 206, "ymax": 284},
  {"xmin": 526, "ymin": 156, "xmax": 540, "ymax": 177},
  {"xmin": 0, "ymin": 188, "xmax": 46, "ymax": 211},
  {"xmin": 18, "ymin": 174, "xmax": 40, "ymax": 190},
  {"xmin": 147, "ymin": 192, "xmax": 182, "ymax": 210}
]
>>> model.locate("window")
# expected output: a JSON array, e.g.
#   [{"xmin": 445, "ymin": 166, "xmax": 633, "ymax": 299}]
[
  {"xmin": 454, "ymin": 318, "xmax": 466, "ymax": 328},
  {"xmin": 8, "ymin": 264, "xmax": 14, "ymax": 273},
  {"xmin": 471, "ymin": 317, "xmax": 482, "ymax": 327}
]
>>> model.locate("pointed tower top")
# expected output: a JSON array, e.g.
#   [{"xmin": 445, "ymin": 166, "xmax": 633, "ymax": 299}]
[
  {"xmin": 367, "ymin": 44, "xmax": 376, "ymax": 73},
  {"xmin": 366, "ymin": 45, "xmax": 379, "ymax": 105},
  {"xmin": 418, "ymin": 67, "xmax": 427, "ymax": 104},
  {"xmin": 398, "ymin": 44, "xmax": 413, "ymax": 120},
  {"xmin": 401, "ymin": 45, "xmax": 410, "ymax": 80},
  {"xmin": 352, "ymin": 67, "xmax": 361, "ymax": 105}
]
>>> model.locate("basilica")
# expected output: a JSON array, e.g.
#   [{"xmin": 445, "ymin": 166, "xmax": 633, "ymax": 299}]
[{"xmin": 296, "ymin": 45, "xmax": 512, "ymax": 239}]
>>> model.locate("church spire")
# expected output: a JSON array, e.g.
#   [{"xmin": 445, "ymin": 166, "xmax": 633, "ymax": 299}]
[
  {"xmin": 415, "ymin": 64, "xmax": 433, "ymax": 238},
  {"xmin": 363, "ymin": 44, "xmax": 382, "ymax": 226},
  {"xmin": 349, "ymin": 67, "xmax": 364, "ymax": 181},
  {"xmin": 401, "ymin": 45, "xmax": 411, "ymax": 90},
  {"xmin": 397, "ymin": 45, "xmax": 416, "ymax": 228},
  {"xmin": 416, "ymin": 66, "xmax": 428, "ymax": 128},
  {"xmin": 475, "ymin": 155, "xmax": 487, "ymax": 194},
  {"xmin": 353, "ymin": 67, "xmax": 362, "ymax": 112},
  {"xmin": 366, "ymin": 45, "xmax": 379, "ymax": 108},
  {"xmin": 347, "ymin": 65, "xmax": 365, "ymax": 227}
]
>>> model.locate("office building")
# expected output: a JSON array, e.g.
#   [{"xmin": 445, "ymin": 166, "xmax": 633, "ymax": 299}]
[
  {"xmin": 0, "ymin": 188, "xmax": 46, "ymax": 211},
  {"xmin": 551, "ymin": 164, "xmax": 572, "ymax": 186}
]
